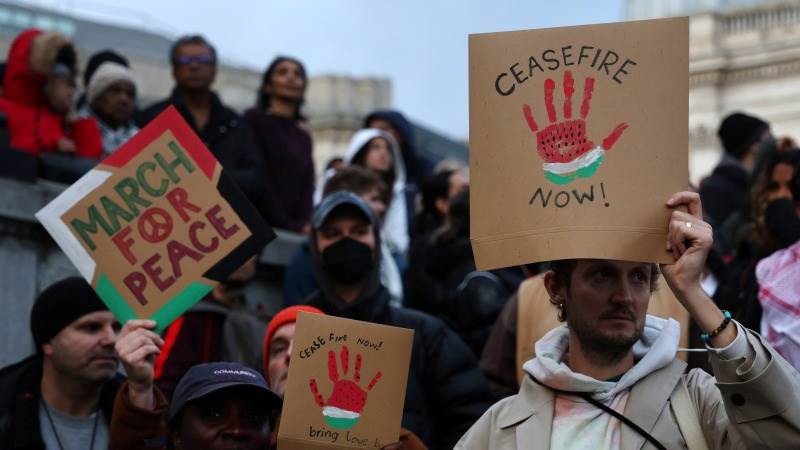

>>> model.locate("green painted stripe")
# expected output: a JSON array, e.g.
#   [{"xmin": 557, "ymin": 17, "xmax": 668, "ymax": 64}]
[
  {"xmin": 97, "ymin": 275, "xmax": 213, "ymax": 332},
  {"xmin": 96, "ymin": 273, "xmax": 138, "ymax": 324},
  {"xmin": 148, "ymin": 281, "xmax": 213, "ymax": 333},
  {"xmin": 575, "ymin": 155, "xmax": 604, "ymax": 179},
  {"xmin": 323, "ymin": 415, "xmax": 360, "ymax": 430},
  {"xmin": 544, "ymin": 171, "xmax": 576, "ymax": 185}
]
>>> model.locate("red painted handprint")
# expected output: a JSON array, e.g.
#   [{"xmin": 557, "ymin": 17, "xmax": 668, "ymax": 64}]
[
  {"xmin": 309, "ymin": 345, "xmax": 382, "ymax": 429},
  {"xmin": 522, "ymin": 70, "xmax": 628, "ymax": 185}
]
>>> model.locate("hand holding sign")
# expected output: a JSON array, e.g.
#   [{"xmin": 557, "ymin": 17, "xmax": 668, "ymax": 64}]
[
  {"xmin": 522, "ymin": 70, "xmax": 628, "ymax": 185},
  {"xmin": 661, "ymin": 191, "xmax": 712, "ymax": 296},
  {"xmin": 115, "ymin": 319, "xmax": 163, "ymax": 409},
  {"xmin": 309, "ymin": 345, "xmax": 382, "ymax": 430}
]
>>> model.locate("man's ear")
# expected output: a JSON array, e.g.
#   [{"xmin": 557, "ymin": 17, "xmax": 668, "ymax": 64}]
[
  {"xmin": 42, "ymin": 341, "xmax": 55, "ymax": 357},
  {"xmin": 434, "ymin": 197, "xmax": 449, "ymax": 216},
  {"xmin": 543, "ymin": 270, "xmax": 564, "ymax": 302}
]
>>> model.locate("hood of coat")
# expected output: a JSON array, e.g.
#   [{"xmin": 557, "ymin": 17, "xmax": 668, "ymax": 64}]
[
  {"xmin": 309, "ymin": 191, "xmax": 384, "ymax": 315},
  {"xmin": 523, "ymin": 314, "xmax": 681, "ymax": 401},
  {"xmin": 344, "ymin": 128, "xmax": 406, "ymax": 193},
  {"xmin": 364, "ymin": 110, "xmax": 414, "ymax": 149},
  {"xmin": 2, "ymin": 29, "xmax": 75, "ymax": 108},
  {"xmin": 364, "ymin": 109, "xmax": 430, "ymax": 185}
]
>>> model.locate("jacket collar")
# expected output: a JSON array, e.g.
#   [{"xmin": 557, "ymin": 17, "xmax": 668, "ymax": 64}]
[
  {"xmin": 308, "ymin": 286, "xmax": 391, "ymax": 323},
  {"xmin": 620, "ymin": 357, "xmax": 686, "ymax": 450},
  {"xmin": 498, "ymin": 375, "xmax": 554, "ymax": 449},
  {"xmin": 167, "ymin": 88, "xmax": 236, "ymax": 133}
]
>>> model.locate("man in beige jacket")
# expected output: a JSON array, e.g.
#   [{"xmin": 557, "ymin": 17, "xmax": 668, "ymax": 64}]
[{"xmin": 457, "ymin": 192, "xmax": 800, "ymax": 449}]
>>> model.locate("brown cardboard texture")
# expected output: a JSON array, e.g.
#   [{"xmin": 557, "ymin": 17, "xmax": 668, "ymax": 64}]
[
  {"xmin": 469, "ymin": 17, "xmax": 689, "ymax": 270},
  {"xmin": 278, "ymin": 312, "xmax": 414, "ymax": 450}
]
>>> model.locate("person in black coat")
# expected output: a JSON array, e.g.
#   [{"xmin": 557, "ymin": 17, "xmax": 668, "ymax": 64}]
[
  {"xmin": 244, "ymin": 56, "xmax": 315, "ymax": 232},
  {"xmin": 0, "ymin": 277, "xmax": 123, "ymax": 450},
  {"xmin": 700, "ymin": 112, "xmax": 771, "ymax": 227},
  {"xmin": 305, "ymin": 191, "xmax": 493, "ymax": 450},
  {"xmin": 136, "ymin": 35, "xmax": 263, "ymax": 203}
]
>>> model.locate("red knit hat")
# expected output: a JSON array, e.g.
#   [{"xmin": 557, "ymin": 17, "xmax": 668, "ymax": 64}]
[{"xmin": 263, "ymin": 305, "xmax": 325, "ymax": 376}]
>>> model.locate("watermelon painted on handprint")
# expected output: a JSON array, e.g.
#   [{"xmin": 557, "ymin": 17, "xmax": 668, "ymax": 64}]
[
  {"xmin": 308, "ymin": 345, "xmax": 382, "ymax": 430},
  {"xmin": 522, "ymin": 70, "xmax": 628, "ymax": 185}
]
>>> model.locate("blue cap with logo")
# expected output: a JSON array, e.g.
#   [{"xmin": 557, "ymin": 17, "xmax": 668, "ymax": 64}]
[
  {"xmin": 311, "ymin": 190, "xmax": 376, "ymax": 229},
  {"xmin": 167, "ymin": 362, "xmax": 282, "ymax": 423}
]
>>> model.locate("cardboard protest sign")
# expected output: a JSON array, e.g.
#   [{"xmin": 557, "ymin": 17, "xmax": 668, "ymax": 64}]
[
  {"xmin": 36, "ymin": 106, "xmax": 274, "ymax": 330},
  {"xmin": 278, "ymin": 312, "xmax": 414, "ymax": 450},
  {"xmin": 469, "ymin": 18, "xmax": 688, "ymax": 270}
]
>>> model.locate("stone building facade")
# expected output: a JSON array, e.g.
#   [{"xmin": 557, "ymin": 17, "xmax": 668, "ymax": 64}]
[{"xmin": 627, "ymin": 0, "xmax": 800, "ymax": 183}]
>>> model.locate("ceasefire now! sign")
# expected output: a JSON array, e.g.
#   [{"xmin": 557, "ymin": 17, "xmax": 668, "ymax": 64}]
[
  {"xmin": 36, "ymin": 107, "xmax": 274, "ymax": 330},
  {"xmin": 469, "ymin": 17, "xmax": 689, "ymax": 269}
]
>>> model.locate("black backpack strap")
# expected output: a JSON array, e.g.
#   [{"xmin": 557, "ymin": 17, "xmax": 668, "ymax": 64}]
[{"xmin": 530, "ymin": 375, "xmax": 666, "ymax": 450}]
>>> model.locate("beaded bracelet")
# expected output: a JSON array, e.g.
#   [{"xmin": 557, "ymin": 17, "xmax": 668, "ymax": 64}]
[{"xmin": 700, "ymin": 310, "xmax": 732, "ymax": 342}]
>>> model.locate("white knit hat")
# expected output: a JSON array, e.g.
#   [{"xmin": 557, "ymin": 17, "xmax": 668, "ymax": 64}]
[{"xmin": 86, "ymin": 61, "xmax": 137, "ymax": 105}]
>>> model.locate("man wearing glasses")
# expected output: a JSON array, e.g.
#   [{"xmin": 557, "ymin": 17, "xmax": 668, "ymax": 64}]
[{"xmin": 137, "ymin": 35, "xmax": 263, "ymax": 200}]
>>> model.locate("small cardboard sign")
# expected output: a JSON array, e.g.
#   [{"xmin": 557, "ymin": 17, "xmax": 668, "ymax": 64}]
[
  {"xmin": 36, "ymin": 107, "xmax": 275, "ymax": 330},
  {"xmin": 278, "ymin": 312, "xmax": 414, "ymax": 450},
  {"xmin": 469, "ymin": 18, "xmax": 689, "ymax": 270}
]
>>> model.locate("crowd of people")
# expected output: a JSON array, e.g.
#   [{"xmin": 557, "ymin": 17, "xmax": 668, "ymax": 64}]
[{"xmin": 1, "ymin": 26, "xmax": 800, "ymax": 450}]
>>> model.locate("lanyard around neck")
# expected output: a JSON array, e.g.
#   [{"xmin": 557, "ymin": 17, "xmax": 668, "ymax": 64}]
[{"xmin": 40, "ymin": 398, "xmax": 100, "ymax": 450}]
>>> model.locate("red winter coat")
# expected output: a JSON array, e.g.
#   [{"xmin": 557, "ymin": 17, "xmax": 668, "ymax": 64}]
[{"xmin": 0, "ymin": 29, "xmax": 101, "ymax": 158}]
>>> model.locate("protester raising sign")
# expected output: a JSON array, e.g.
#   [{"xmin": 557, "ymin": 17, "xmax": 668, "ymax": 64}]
[
  {"xmin": 36, "ymin": 106, "xmax": 274, "ymax": 330},
  {"xmin": 278, "ymin": 312, "xmax": 413, "ymax": 450},
  {"xmin": 469, "ymin": 18, "xmax": 688, "ymax": 270}
]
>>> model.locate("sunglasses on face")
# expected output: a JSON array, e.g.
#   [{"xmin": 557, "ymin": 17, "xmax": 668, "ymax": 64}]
[{"xmin": 176, "ymin": 54, "xmax": 214, "ymax": 66}]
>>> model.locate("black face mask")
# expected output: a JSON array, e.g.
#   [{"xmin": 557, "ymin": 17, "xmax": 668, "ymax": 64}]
[{"xmin": 321, "ymin": 237, "xmax": 374, "ymax": 285}]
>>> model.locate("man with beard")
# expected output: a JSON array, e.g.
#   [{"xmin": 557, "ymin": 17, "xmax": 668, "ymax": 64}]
[
  {"xmin": 306, "ymin": 191, "xmax": 493, "ymax": 450},
  {"xmin": 456, "ymin": 192, "xmax": 800, "ymax": 449},
  {"xmin": 153, "ymin": 256, "xmax": 267, "ymax": 400},
  {"xmin": 0, "ymin": 277, "xmax": 122, "ymax": 450}
]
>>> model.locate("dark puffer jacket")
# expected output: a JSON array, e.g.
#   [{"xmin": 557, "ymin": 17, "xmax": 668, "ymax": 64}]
[
  {"xmin": 0, "ymin": 356, "xmax": 122, "ymax": 450},
  {"xmin": 306, "ymin": 196, "xmax": 493, "ymax": 450}
]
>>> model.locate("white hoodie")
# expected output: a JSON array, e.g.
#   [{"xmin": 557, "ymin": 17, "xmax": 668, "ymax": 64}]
[
  {"xmin": 523, "ymin": 315, "xmax": 681, "ymax": 450},
  {"xmin": 344, "ymin": 129, "xmax": 410, "ymax": 258}
]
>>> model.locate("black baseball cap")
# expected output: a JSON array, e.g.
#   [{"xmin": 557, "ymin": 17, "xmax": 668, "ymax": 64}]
[
  {"xmin": 312, "ymin": 190, "xmax": 376, "ymax": 229},
  {"xmin": 167, "ymin": 362, "xmax": 281, "ymax": 423}
]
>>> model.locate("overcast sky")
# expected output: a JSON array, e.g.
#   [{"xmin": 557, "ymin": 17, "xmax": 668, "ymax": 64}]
[{"xmin": 33, "ymin": 0, "xmax": 627, "ymax": 139}]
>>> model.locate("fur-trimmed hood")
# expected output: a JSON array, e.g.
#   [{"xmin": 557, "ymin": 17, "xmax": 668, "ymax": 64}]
[{"xmin": 2, "ymin": 28, "xmax": 76, "ymax": 108}]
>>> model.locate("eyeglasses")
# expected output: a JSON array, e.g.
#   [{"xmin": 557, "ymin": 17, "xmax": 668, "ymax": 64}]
[{"xmin": 176, "ymin": 54, "xmax": 215, "ymax": 66}]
